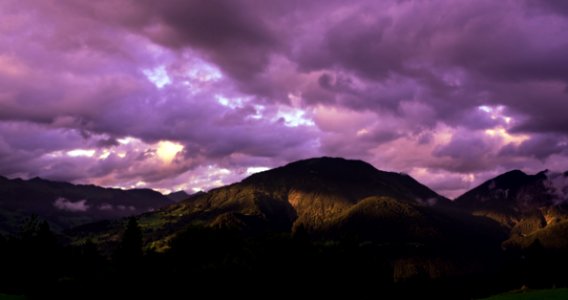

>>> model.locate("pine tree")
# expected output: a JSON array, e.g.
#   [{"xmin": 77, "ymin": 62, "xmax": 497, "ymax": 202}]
[
  {"xmin": 114, "ymin": 217, "xmax": 143, "ymax": 267},
  {"xmin": 18, "ymin": 216, "xmax": 58, "ymax": 296}
]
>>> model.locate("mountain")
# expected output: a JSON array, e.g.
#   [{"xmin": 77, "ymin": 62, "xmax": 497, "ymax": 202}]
[
  {"xmin": 0, "ymin": 176, "xmax": 171, "ymax": 235},
  {"xmin": 136, "ymin": 157, "xmax": 454, "ymax": 241},
  {"xmin": 71, "ymin": 157, "xmax": 504, "ymax": 284},
  {"xmin": 166, "ymin": 190, "xmax": 191, "ymax": 202},
  {"xmin": 454, "ymin": 170, "xmax": 568, "ymax": 249},
  {"xmin": 4, "ymin": 158, "xmax": 567, "ymax": 298}
]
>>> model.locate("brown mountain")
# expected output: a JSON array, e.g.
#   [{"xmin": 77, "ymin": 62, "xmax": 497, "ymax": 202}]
[
  {"xmin": 454, "ymin": 170, "xmax": 568, "ymax": 249},
  {"xmin": 61, "ymin": 157, "xmax": 510, "ymax": 285},
  {"xmin": 137, "ymin": 157, "xmax": 453, "ymax": 242},
  {"xmin": 75, "ymin": 158, "xmax": 502, "ymax": 260}
]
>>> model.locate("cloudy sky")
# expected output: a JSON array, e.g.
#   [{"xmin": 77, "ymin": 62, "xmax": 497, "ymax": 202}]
[{"xmin": 1, "ymin": 0, "xmax": 567, "ymax": 198}]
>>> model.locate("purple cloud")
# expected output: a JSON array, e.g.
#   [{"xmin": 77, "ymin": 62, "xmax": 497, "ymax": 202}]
[{"xmin": 0, "ymin": 0, "xmax": 567, "ymax": 198}]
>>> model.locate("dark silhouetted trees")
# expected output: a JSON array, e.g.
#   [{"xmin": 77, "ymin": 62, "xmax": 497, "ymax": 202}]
[
  {"xmin": 5, "ymin": 215, "xmax": 568, "ymax": 299},
  {"xmin": 114, "ymin": 217, "xmax": 143, "ymax": 267}
]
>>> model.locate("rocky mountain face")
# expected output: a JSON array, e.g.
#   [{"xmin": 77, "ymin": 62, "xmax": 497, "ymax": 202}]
[
  {"xmin": 0, "ymin": 176, "xmax": 171, "ymax": 234},
  {"xmin": 454, "ymin": 170, "xmax": 568, "ymax": 249}
]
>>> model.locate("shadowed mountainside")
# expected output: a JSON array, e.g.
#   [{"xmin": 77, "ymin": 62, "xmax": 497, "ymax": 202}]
[
  {"xmin": 454, "ymin": 170, "xmax": 568, "ymax": 249},
  {"xmin": 5, "ymin": 157, "xmax": 568, "ymax": 299},
  {"xmin": 69, "ymin": 157, "xmax": 505, "ymax": 285},
  {"xmin": 152, "ymin": 157, "xmax": 453, "ymax": 236},
  {"xmin": 165, "ymin": 190, "xmax": 190, "ymax": 202},
  {"xmin": 112, "ymin": 157, "xmax": 457, "ymax": 244},
  {"xmin": 0, "ymin": 176, "xmax": 172, "ymax": 234}
]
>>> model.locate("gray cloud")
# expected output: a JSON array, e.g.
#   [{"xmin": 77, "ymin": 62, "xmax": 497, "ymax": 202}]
[{"xmin": 53, "ymin": 197, "xmax": 90, "ymax": 212}]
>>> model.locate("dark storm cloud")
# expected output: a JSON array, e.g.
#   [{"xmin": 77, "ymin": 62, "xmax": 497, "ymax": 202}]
[
  {"xmin": 54, "ymin": 0, "xmax": 568, "ymax": 134},
  {"xmin": 528, "ymin": 0, "xmax": 568, "ymax": 16},
  {"xmin": 140, "ymin": 0, "xmax": 279, "ymax": 79},
  {"xmin": 55, "ymin": 0, "xmax": 286, "ymax": 91},
  {"xmin": 499, "ymin": 134, "xmax": 568, "ymax": 160},
  {"xmin": 1, "ymin": 0, "xmax": 568, "ymax": 196},
  {"xmin": 287, "ymin": 0, "xmax": 568, "ymax": 135},
  {"xmin": 432, "ymin": 131, "xmax": 497, "ymax": 173}
]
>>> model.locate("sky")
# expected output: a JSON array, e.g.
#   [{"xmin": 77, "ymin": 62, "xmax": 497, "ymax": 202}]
[{"xmin": 1, "ymin": 0, "xmax": 567, "ymax": 198}]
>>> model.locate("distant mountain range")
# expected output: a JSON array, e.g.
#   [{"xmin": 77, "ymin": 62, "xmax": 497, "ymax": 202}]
[
  {"xmin": 165, "ymin": 190, "xmax": 191, "ymax": 202},
  {"xmin": 2, "ymin": 157, "xmax": 567, "ymax": 254},
  {"xmin": 3, "ymin": 155, "xmax": 568, "ymax": 291},
  {"xmin": 0, "ymin": 176, "xmax": 173, "ymax": 234}
]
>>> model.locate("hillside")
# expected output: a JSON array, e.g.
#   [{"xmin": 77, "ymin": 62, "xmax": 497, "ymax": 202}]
[
  {"xmin": 0, "ymin": 176, "xmax": 171, "ymax": 234},
  {"xmin": 69, "ymin": 157, "xmax": 505, "ymax": 286},
  {"xmin": 5, "ymin": 157, "xmax": 565, "ymax": 299},
  {"xmin": 454, "ymin": 170, "xmax": 568, "ymax": 249},
  {"xmin": 121, "ymin": 157, "xmax": 458, "ymax": 244},
  {"xmin": 154, "ymin": 157, "xmax": 452, "ymax": 235}
]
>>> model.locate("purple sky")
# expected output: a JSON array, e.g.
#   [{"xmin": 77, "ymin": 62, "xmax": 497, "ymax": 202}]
[{"xmin": 1, "ymin": 0, "xmax": 568, "ymax": 198}]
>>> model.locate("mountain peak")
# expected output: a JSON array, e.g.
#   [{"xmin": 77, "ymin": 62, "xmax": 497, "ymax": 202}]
[
  {"xmin": 455, "ymin": 169, "xmax": 558, "ymax": 216},
  {"xmin": 166, "ymin": 190, "xmax": 191, "ymax": 202},
  {"xmin": 501, "ymin": 169, "xmax": 526, "ymax": 176},
  {"xmin": 243, "ymin": 156, "xmax": 384, "ymax": 186},
  {"xmin": 494, "ymin": 169, "xmax": 527, "ymax": 181},
  {"xmin": 128, "ymin": 156, "xmax": 451, "ymax": 244},
  {"xmin": 231, "ymin": 157, "xmax": 450, "ymax": 214},
  {"xmin": 284, "ymin": 156, "xmax": 377, "ymax": 170}
]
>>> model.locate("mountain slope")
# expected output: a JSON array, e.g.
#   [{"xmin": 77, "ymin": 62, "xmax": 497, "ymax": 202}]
[
  {"xmin": 240, "ymin": 157, "xmax": 451, "ymax": 231},
  {"xmin": 0, "ymin": 176, "xmax": 171, "ymax": 234},
  {"xmin": 140, "ymin": 157, "xmax": 452, "ymax": 239},
  {"xmin": 454, "ymin": 170, "xmax": 568, "ymax": 249},
  {"xmin": 166, "ymin": 191, "xmax": 190, "ymax": 202},
  {"xmin": 63, "ymin": 157, "xmax": 509, "ymax": 285},
  {"xmin": 73, "ymin": 157, "xmax": 507, "ymax": 257}
]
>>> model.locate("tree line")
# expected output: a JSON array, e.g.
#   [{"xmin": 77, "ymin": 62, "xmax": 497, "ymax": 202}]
[{"xmin": 1, "ymin": 216, "xmax": 568, "ymax": 299}]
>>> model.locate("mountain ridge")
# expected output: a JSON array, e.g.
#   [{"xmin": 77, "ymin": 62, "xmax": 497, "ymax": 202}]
[
  {"xmin": 0, "ymin": 175, "xmax": 172, "ymax": 234},
  {"xmin": 64, "ymin": 157, "xmax": 505, "ymax": 256},
  {"xmin": 159, "ymin": 157, "xmax": 451, "ymax": 233},
  {"xmin": 3, "ymin": 157, "xmax": 568, "ymax": 253},
  {"xmin": 454, "ymin": 169, "xmax": 568, "ymax": 249}
]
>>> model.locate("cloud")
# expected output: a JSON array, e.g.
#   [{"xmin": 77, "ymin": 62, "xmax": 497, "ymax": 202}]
[
  {"xmin": 544, "ymin": 171, "xmax": 568, "ymax": 205},
  {"xmin": 53, "ymin": 197, "xmax": 90, "ymax": 212},
  {"xmin": 499, "ymin": 134, "xmax": 568, "ymax": 160},
  {"xmin": 527, "ymin": 0, "xmax": 568, "ymax": 16},
  {"xmin": 98, "ymin": 203, "xmax": 113, "ymax": 211},
  {"xmin": 1, "ymin": 0, "xmax": 568, "ymax": 198}
]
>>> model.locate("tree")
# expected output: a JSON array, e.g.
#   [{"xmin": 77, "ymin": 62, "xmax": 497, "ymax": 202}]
[
  {"xmin": 0, "ymin": 233, "xmax": 6, "ymax": 250},
  {"xmin": 292, "ymin": 224, "xmax": 309, "ymax": 242},
  {"xmin": 114, "ymin": 217, "xmax": 143, "ymax": 267},
  {"xmin": 19, "ymin": 215, "xmax": 57, "ymax": 259},
  {"xmin": 16, "ymin": 216, "xmax": 59, "ymax": 296},
  {"xmin": 525, "ymin": 239, "xmax": 548, "ymax": 288},
  {"xmin": 78, "ymin": 240, "xmax": 105, "ymax": 278}
]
